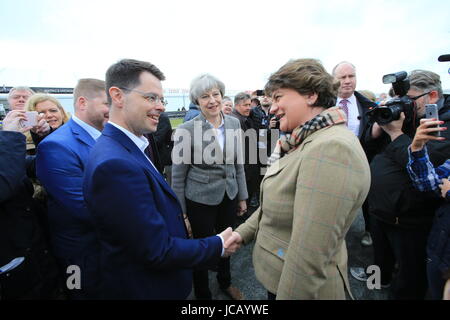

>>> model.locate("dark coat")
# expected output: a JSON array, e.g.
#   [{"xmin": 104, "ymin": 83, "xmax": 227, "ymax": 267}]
[
  {"xmin": 354, "ymin": 91, "xmax": 378, "ymax": 162},
  {"xmin": 427, "ymin": 201, "xmax": 450, "ymax": 278},
  {"xmin": 0, "ymin": 131, "xmax": 59, "ymax": 299},
  {"xmin": 368, "ymin": 96, "xmax": 450, "ymax": 227},
  {"xmin": 230, "ymin": 109, "xmax": 261, "ymax": 197},
  {"xmin": 152, "ymin": 112, "xmax": 173, "ymax": 167}
]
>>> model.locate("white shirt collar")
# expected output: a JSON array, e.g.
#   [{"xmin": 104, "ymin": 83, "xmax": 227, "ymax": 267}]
[
  {"xmin": 216, "ymin": 116, "xmax": 225, "ymax": 150},
  {"xmin": 108, "ymin": 121, "xmax": 149, "ymax": 154},
  {"xmin": 107, "ymin": 121, "xmax": 160, "ymax": 173},
  {"xmin": 337, "ymin": 93, "xmax": 357, "ymax": 106},
  {"xmin": 72, "ymin": 115, "xmax": 102, "ymax": 140}
]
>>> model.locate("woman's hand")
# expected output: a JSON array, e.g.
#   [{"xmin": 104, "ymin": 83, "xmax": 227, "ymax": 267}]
[
  {"xmin": 31, "ymin": 113, "xmax": 51, "ymax": 136},
  {"xmin": 410, "ymin": 118, "xmax": 446, "ymax": 152},
  {"xmin": 237, "ymin": 200, "xmax": 247, "ymax": 216}
]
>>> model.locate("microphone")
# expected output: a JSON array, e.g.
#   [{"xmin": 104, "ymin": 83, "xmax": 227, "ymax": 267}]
[{"xmin": 438, "ymin": 54, "xmax": 450, "ymax": 62}]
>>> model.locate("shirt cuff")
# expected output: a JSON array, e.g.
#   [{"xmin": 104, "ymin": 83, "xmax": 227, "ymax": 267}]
[
  {"xmin": 409, "ymin": 144, "xmax": 428, "ymax": 158},
  {"xmin": 217, "ymin": 234, "xmax": 225, "ymax": 257}
]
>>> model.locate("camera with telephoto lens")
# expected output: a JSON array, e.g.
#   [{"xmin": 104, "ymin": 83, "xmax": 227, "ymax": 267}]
[{"xmin": 367, "ymin": 71, "xmax": 415, "ymax": 125}]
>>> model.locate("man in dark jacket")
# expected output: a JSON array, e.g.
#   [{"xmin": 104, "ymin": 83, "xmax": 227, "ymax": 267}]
[
  {"xmin": 0, "ymin": 110, "xmax": 60, "ymax": 299},
  {"xmin": 230, "ymin": 92, "xmax": 260, "ymax": 214},
  {"xmin": 360, "ymin": 70, "xmax": 450, "ymax": 299},
  {"xmin": 333, "ymin": 61, "xmax": 378, "ymax": 247},
  {"xmin": 151, "ymin": 112, "xmax": 173, "ymax": 183}
]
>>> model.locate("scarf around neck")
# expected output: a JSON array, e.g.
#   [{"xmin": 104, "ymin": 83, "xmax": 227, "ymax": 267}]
[{"xmin": 267, "ymin": 106, "xmax": 347, "ymax": 166}]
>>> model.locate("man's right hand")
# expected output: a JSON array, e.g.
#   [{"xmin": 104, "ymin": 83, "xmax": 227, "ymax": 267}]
[
  {"xmin": 2, "ymin": 110, "xmax": 32, "ymax": 133},
  {"xmin": 410, "ymin": 118, "xmax": 446, "ymax": 152},
  {"xmin": 219, "ymin": 227, "xmax": 242, "ymax": 257},
  {"xmin": 183, "ymin": 213, "xmax": 193, "ymax": 239}
]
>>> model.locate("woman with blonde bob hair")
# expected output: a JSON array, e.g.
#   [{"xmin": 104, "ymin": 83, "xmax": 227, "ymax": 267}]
[
  {"xmin": 25, "ymin": 94, "xmax": 70, "ymax": 153},
  {"xmin": 26, "ymin": 94, "xmax": 69, "ymax": 129},
  {"xmin": 231, "ymin": 58, "xmax": 371, "ymax": 299}
]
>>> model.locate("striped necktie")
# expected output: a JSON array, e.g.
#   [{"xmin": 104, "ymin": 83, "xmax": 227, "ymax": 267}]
[{"xmin": 339, "ymin": 99, "xmax": 349, "ymax": 124}]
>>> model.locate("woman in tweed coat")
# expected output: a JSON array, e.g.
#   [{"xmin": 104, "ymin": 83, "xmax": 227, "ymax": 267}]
[{"xmin": 230, "ymin": 59, "xmax": 371, "ymax": 300}]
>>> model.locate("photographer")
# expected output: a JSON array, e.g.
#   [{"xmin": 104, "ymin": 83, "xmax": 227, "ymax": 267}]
[
  {"xmin": 0, "ymin": 110, "xmax": 60, "ymax": 299},
  {"xmin": 362, "ymin": 70, "xmax": 450, "ymax": 299}
]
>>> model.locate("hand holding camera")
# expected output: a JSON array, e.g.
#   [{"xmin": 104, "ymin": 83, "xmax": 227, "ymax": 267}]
[
  {"xmin": 31, "ymin": 113, "xmax": 51, "ymax": 136},
  {"xmin": 379, "ymin": 112, "xmax": 406, "ymax": 141},
  {"xmin": 2, "ymin": 110, "xmax": 32, "ymax": 133}
]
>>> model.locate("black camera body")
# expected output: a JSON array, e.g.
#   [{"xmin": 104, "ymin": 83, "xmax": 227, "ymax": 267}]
[{"xmin": 367, "ymin": 71, "xmax": 415, "ymax": 125}]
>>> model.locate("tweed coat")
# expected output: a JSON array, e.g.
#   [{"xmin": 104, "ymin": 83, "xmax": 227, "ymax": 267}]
[{"xmin": 236, "ymin": 123, "xmax": 371, "ymax": 300}]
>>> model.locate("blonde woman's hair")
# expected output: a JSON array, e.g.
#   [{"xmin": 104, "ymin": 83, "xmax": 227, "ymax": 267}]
[{"xmin": 25, "ymin": 93, "xmax": 70, "ymax": 124}]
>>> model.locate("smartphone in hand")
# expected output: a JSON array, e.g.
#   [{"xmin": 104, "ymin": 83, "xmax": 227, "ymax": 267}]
[
  {"xmin": 20, "ymin": 111, "xmax": 39, "ymax": 128},
  {"xmin": 425, "ymin": 104, "xmax": 440, "ymax": 137}
]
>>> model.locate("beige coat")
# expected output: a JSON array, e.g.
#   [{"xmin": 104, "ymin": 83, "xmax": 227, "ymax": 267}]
[{"xmin": 236, "ymin": 123, "xmax": 371, "ymax": 300}]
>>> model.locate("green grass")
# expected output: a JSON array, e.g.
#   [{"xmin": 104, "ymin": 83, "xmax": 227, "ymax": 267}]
[{"xmin": 170, "ymin": 117, "xmax": 183, "ymax": 128}]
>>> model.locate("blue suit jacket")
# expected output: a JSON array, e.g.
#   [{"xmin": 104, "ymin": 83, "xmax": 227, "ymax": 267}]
[
  {"xmin": 82, "ymin": 123, "xmax": 222, "ymax": 299},
  {"xmin": 36, "ymin": 119, "xmax": 101, "ymax": 298}
]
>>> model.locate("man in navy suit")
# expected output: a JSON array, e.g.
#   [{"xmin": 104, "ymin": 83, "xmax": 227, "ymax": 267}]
[
  {"xmin": 36, "ymin": 78, "xmax": 110, "ymax": 299},
  {"xmin": 82, "ymin": 59, "xmax": 235, "ymax": 300}
]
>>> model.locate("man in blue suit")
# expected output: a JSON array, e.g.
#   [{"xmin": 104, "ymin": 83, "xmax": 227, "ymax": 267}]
[
  {"xmin": 36, "ymin": 78, "xmax": 110, "ymax": 299},
  {"xmin": 82, "ymin": 59, "xmax": 235, "ymax": 300}
]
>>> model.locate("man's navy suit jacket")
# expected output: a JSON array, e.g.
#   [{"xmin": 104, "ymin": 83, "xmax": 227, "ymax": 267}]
[
  {"xmin": 83, "ymin": 123, "xmax": 222, "ymax": 299},
  {"xmin": 36, "ymin": 118, "xmax": 101, "ymax": 298}
]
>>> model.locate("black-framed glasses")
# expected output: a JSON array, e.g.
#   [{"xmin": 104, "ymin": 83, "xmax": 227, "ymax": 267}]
[
  {"xmin": 410, "ymin": 91, "xmax": 431, "ymax": 101},
  {"xmin": 120, "ymin": 87, "xmax": 168, "ymax": 106}
]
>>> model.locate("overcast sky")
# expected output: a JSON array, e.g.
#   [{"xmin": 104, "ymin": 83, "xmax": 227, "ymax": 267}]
[{"xmin": 1, "ymin": 0, "xmax": 449, "ymax": 95}]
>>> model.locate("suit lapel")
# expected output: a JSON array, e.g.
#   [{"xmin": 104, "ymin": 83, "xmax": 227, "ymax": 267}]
[
  {"xmin": 102, "ymin": 124, "xmax": 178, "ymax": 200},
  {"xmin": 69, "ymin": 119, "xmax": 96, "ymax": 148}
]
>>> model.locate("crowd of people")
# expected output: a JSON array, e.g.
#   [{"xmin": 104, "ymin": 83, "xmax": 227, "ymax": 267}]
[{"xmin": 0, "ymin": 57, "xmax": 449, "ymax": 300}]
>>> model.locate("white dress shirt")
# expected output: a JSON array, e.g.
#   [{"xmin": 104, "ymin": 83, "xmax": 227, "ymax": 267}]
[
  {"xmin": 337, "ymin": 94, "xmax": 360, "ymax": 136},
  {"xmin": 72, "ymin": 115, "xmax": 102, "ymax": 141},
  {"xmin": 108, "ymin": 121, "xmax": 158, "ymax": 172},
  {"xmin": 215, "ymin": 116, "xmax": 225, "ymax": 150}
]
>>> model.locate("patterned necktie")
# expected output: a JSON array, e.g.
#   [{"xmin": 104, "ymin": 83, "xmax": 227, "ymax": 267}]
[{"xmin": 339, "ymin": 99, "xmax": 349, "ymax": 124}]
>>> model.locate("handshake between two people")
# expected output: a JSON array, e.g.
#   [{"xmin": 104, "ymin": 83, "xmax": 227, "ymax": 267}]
[{"xmin": 218, "ymin": 227, "xmax": 243, "ymax": 258}]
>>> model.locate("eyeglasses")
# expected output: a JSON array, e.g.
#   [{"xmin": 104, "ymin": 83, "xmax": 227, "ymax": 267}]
[
  {"xmin": 410, "ymin": 91, "xmax": 431, "ymax": 101},
  {"xmin": 120, "ymin": 87, "xmax": 167, "ymax": 106}
]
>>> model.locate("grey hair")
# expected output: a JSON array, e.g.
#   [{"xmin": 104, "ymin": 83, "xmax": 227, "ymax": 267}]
[
  {"xmin": 222, "ymin": 96, "xmax": 232, "ymax": 103},
  {"xmin": 8, "ymin": 86, "xmax": 35, "ymax": 99},
  {"xmin": 332, "ymin": 61, "xmax": 356, "ymax": 76},
  {"xmin": 189, "ymin": 74, "xmax": 225, "ymax": 104},
  {"xmin": 409, "ymin": 70, "xmax": 443, "ymax": 98},
  {"xmin": 234, "ymin": 92, "xmax": 251, "ymax": 106}
]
